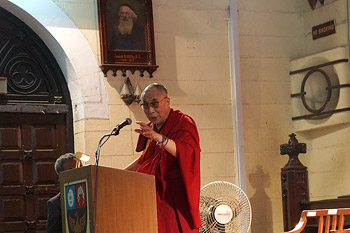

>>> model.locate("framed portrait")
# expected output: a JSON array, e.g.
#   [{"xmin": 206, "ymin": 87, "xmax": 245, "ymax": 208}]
[{"xmin": 97, "ymin": 0, "xmax": 158, "ymax": 77}]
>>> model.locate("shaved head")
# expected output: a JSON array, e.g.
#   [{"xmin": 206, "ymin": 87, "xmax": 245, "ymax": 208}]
[{"xmin": 142, "ymin": 83, "xmax": 168, "ymax": 100}]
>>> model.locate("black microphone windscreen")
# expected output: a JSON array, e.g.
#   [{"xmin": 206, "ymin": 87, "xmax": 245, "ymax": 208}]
[{"xmin": 125, "ymin": 118, "xmax": 132, "ymax": 125}]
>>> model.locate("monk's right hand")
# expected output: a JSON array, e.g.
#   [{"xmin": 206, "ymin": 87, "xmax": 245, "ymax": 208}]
[{"xmin": 135, "ymin": 121, "xmax": 162, "ymax": 142}]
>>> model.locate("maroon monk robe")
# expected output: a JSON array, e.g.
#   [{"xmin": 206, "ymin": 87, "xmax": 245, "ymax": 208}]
[{"xmin": 136, "ymin": 108, "xmax": 202, "ymax": 233}]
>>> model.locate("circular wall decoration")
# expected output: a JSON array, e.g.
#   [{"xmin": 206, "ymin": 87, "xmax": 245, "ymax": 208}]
[{"xmin": 300, "ymin": 68, "xmax": 331, "ymax": 114}]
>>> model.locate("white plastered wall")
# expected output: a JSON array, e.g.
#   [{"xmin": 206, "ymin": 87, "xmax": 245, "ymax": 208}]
[
  {"xmin": 293, "ymin": 0, "xmax": 350, "ymax": 203},
  {"xmin": 238, "ymin": 0, "xmax": 305, "ymax": 232}
]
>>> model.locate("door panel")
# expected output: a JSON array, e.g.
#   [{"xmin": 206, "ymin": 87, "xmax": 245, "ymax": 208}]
[
  {"xmin": 1, "ymin": 196, "xmax": 25, "ymax": 220},
  {"xmin": 0, "ymin": 125, "xmax": 22, "ymax": 159},
  {"xmin": 0, "ymin": 162, "xmax": 23, "ymax": 184},
  {"xmin": 0, "ymin": 113, "xmax": 68, "ymax": 232}
]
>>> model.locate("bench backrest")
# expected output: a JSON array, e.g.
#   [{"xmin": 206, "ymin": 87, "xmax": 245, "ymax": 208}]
[{"xmin": 285, "ymin": 208, "xmax": 350, "ymax": 233}]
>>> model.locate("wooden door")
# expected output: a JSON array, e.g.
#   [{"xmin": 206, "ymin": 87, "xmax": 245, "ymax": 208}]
[
  {"xmin": 0, "ymin": 113, "xmax": 68, "ymax": 232},
  {"xmin": 0, "ymin": 7, "xmax": 74, "ymax": 232}
]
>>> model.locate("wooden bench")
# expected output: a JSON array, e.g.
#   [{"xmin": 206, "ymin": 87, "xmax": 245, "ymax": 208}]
[{"xmin": 283, "ymin": 208, "xmax": 350, "ymax": 233}]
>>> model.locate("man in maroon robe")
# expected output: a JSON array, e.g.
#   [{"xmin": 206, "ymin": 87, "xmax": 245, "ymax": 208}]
[{"xmin": 125, "ymin": 83, "xmax": 202, "ymax": 233}]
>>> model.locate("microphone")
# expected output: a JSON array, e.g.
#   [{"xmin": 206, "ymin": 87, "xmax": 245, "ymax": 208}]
[{"xmin": 112, "ymin": 118, "xmax": 132, "ymax": 134}]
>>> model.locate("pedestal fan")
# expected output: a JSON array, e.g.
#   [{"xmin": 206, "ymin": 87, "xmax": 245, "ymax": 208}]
[{"xmin": 199, "ymin": 181, "xmax": 251, "ymax": 233}]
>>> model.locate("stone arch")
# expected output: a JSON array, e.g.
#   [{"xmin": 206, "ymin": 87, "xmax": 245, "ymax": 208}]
[{"xmin": 1, "ymin": 0, "xmax": 109, "ymax": 120}]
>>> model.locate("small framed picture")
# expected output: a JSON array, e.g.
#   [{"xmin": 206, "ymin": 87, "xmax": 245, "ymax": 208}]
[{"xmin": 98, "ymin": 0, "xmax": 158, "ymax": 76}]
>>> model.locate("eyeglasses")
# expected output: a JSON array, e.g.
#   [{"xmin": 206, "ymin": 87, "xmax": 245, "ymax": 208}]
[{"xmin": 140, "ymin": 97, "xmax": 168, "ymax": 110}]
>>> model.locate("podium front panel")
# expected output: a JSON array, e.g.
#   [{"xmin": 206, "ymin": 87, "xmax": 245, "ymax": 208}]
[{"xmin": 60, "ymin": 165, "xmax": 158, "ymax": 233}]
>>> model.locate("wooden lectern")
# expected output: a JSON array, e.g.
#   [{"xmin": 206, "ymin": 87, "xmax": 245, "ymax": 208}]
[{"xmin": 59, "ymin": 165, "xmax": 158, "ymax": 233}]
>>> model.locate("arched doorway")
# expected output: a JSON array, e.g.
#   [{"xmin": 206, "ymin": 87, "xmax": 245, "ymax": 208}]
[{"xmin": 0, "ymin": 7, "xmax": 73, "ymax": 232}]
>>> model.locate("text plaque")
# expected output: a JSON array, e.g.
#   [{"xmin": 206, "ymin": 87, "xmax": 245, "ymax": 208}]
[{"xmin": 312, "ymin": 20, "xmax": 336, "ymax": 40}]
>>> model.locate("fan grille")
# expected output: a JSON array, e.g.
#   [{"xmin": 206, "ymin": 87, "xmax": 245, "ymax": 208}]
[{"xmin": 199, "ymin": 181, "xmax": 251, "ymax": 233}]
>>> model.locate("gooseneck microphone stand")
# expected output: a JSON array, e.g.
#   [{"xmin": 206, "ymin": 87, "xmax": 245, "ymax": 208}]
[
  {"xmin": 93, "ymin": 127, "xmax": 122, "ymax": 233},
  {"xmin": 95, "ymin": 125, "xmax": 123, "ymax": 166}
]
